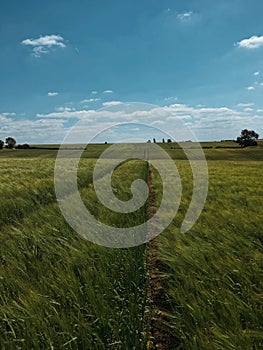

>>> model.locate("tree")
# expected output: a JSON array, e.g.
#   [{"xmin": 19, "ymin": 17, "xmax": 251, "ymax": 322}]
[
  {"xmin": 5, "ymin": 137, "xmax": 16, "ymax": 149},
  {"xmin": 16, "ymin": 144, "xmax": 30, "ymax": 149},
  {"xmin": 153, "ymin": 138, "xmax": 156, "ymax": 143},
  {"xmin": 236, "ymin": 129, "xmax": 259, "ymax": 148},
  {"xmin": 0, "ymin": 140, "xmax": 4, "ymax": 149}
]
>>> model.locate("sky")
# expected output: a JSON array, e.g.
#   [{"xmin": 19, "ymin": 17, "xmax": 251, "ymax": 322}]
[{"xmin": 1, "ymin": 0, "xmax": 263, "ymax": 143}]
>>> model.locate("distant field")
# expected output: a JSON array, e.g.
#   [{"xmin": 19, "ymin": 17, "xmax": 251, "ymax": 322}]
[
  {"xmin": 0, "ymin": 143, "xmax": 262, "ymax": 349},
  {"xmin": 1, "ymin": 141, "xmax": 262, "ymax": 161}
]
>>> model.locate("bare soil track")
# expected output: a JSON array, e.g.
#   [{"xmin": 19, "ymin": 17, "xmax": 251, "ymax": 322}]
[{"xmin": 147, "ymin": 168, "xmax": 178, "ymax": 350}]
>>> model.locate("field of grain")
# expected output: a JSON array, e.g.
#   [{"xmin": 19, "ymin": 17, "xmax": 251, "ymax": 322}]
[{"xmin": 0, "ymin": 143, "xmax": 262, "ymax": 349}]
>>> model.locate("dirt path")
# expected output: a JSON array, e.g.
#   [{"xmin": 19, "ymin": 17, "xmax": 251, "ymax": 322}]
[{"xmin": 147, "ymin": 168, "xmax": 178, "ymax": 350}]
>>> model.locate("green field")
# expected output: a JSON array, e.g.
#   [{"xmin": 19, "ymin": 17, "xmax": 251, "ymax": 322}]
[{"xmin": 0, "ymin": 143, "xmax": 262, "ymax": 349}]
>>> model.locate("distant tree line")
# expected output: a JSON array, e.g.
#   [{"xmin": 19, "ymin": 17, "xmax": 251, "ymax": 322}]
[
  {"xmin": 146, "ymin": 129, "xmax": 260, "ymax": 148},
  {"xmin": 0, "ymin": 137, "xmax": 30, "ymax": 150},
  {"xmin": 147, "ymin": 138, "xmax": 173, "ymax": 143}
]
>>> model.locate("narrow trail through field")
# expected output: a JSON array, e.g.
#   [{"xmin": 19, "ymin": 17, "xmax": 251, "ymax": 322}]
[{"xmin": 147, "ymin": 167, "xmax": 176, "ymax": 350}]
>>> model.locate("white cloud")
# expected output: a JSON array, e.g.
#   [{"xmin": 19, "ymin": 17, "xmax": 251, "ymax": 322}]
[
  {"xmin": 48, "ymin": 92, "xmax": 59, "ymax": 97},
  {"xmin": 21, "ymin": 35, "xmax": 66, "ymax": 57},
  {"xmin": 257, "ymin": 109, "xmax": 263, "ymax": 112},
  {"xmin": 0, "ymin": 114, "xmax": 12, "ymax": 123},
  {"xmin": 177, "ymin": 11, "xmax": 193, "ymax": 21},
  {"xmin": 150, "ymin": 120, "xmax": 165, "ymax": 125},
  {"xmin": 80, "ymin": 98, "xmax": 100, "ymax": 103},
  {"xmin": 2, "ymin": 112, "xmax": 16, "ymax": 116},
  {"xmin": 36, "ymin": 109, "xmax": 96, "ymax": 119},
  {"xmin": 247, "ymin": 86, "xmax": 255, "ymax": 90},
  {"xmin": 164, "ymin": 96, "xmax": 178, "ymax": 102},
  {"xmin": 21, "ymin": 101, "xmax": 263, "ymax": 143},
  {"xmin": 236, "ymin": 103, "xmax": 254, "ymax": 107},
  {"xmin": 91, "ymin": 91, "xmax": 98, "ymax": 94},
  {"xmin": 236, "ymin": 35, "xmax": 263, "ymax": 49},
  {"xmin": 102, "ymin": 101, "xmax": 122, "ymax": 107},
  {"xmin": 56, "ymin": 107, "xmax": 75, "ymax": 112},
  {"xmin": 103, "ymin": 90, "xmax": 113, "ymax": 94},
  {"xmin": 0, "ymin": 114, "xmax": 69, "ymax": 143},
  {"xmin": 254, "ymin": 71, "xmax": 260, "ymax": 76},
  {"xmin": 167, "ymin": 115, "xmax": 192, "ymax": 120},
  {"xmin": 35, "ymin": 104, "xmax": 243, "ymax": 124}
]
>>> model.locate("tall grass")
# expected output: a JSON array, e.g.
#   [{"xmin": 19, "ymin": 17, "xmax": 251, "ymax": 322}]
[
  {"xmin": 0, "ymin": 157, "xmax": 150, "ymax": 349},
  {"xmin": 153, "ymin": 159, "xmax": 263, "ymax": 349},
  {"xmin": 0, "ymin": 145, "xmax": 262, "ymax": 349}
]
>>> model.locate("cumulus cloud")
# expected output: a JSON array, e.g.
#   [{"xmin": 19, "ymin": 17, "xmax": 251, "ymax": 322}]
[
  {"xmin": 247, "ymin": 86, "xmax": 255, "ymax": 90},
  {"xmin": 21, "ymin": 35, "xmax": 66, "ymax": 57},
  {"xmin": 254, "ymin": 71, "xmax": 260, "ymax": 76},
  {"xmin": 0, "ymin": 113, "xmax": 69, "ymax": 143},
  {"xmin": 12, "ymin": 101, "xmax": 261, "ymax": 143},
  {"xmin": 236, "ymin": 35, "xmax": 263, "ymax": 49},
  {"xmin": 48, "ymin": 92, "xmax": 59, "ymax": 97}
]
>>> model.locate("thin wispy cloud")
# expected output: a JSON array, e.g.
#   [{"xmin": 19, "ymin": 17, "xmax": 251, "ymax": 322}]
[
  {"xmin": 236, "ymin": 35, "xmax": 263, "ymax": 49},
  {"xmin": 177, "ymin": 11, "xmax": 193, "ymax": 21},
  {"xmin": 91, "ymin": 91, "xmax": 98, "ymax": 94},
  {"xmin": 164, "ymin": 96, "xmax": 178, "ymax": 102},
  {"xmin": 56, "ymin": 107, "xmax": 75, "ymax": 112},
  {"xmin": 253, "ymin": 71, "xmax": 260, "ymax": 76},
  {"xmin": 80, "ymin": 98, "xmax": 100, "ymax": 104},
  {"xmin": 2, "ymin": 112, "xmax": 16, "ymax": 116},
  {"xmin": 21, "ymin": 35, "xmax": 66, "ymax": 57},
  {"xmin": 236, "ymin": 103, "xmax": 254, "ymax": 107},
  {"xmin": 48, "ymin": 92, "xmax": 59, "ymax": 97},
  {"xmin": 247, "ymin": 86, "xmax": 255, "ymax": 91},
  {"xmin": 103, "ymin": 90, "xmax": 114, "ymax": 94},
  {"xmin": 102, "ymin": 101, "xmax": 122, "ymax": 107}
]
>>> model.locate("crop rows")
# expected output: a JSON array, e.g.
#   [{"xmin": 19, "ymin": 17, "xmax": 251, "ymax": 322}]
[
  {"xmin": 0, "ymin": 157, "xmax": 150, "ymax": 349},
  {"xmin": 0, "ymin": 147, "xmax": 263, "ymax": 349}
]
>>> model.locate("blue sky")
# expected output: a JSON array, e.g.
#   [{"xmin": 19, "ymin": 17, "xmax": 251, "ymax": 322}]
[{"xmin": 1, "ymin": 0, "xmax": 263, "ymax": 143}]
